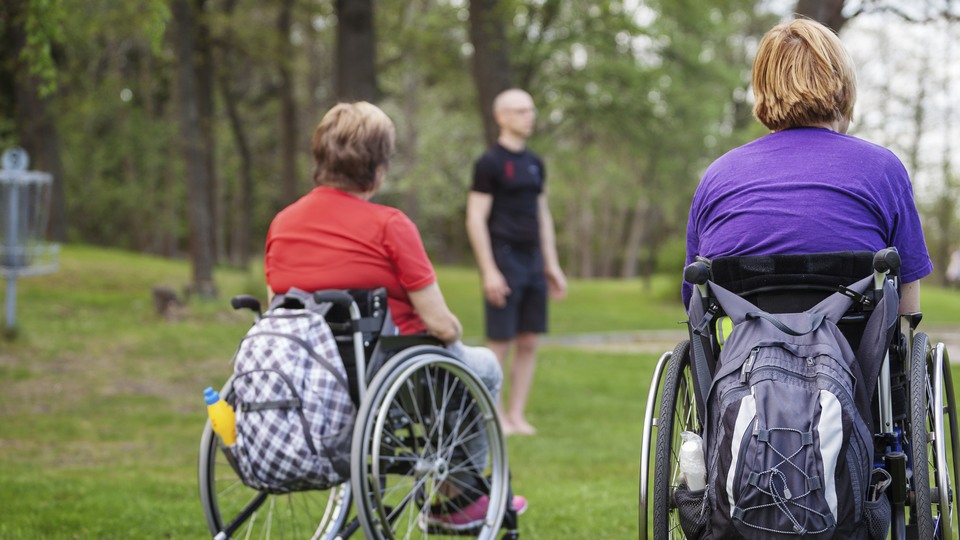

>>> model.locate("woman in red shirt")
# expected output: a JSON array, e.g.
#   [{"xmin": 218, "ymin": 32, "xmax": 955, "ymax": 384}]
[{"xmin": 264, "ymin": 101, "xmax": 525, "ymax": 529}]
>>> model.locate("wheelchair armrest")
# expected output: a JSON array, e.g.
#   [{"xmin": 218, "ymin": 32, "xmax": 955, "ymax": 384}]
[{"xmin": 379, "ymin": 334, "xmax": 444, "ymax": 351}]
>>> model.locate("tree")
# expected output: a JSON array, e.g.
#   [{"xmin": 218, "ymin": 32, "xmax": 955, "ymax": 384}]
[
  {"xmin": 336, "ymin": 0, "xmax": 377, "ymax": 101},
  {"xmin": 795, "ymin": 0, "xmax": 849, "ymax": 31},
  {"xmin": 468, "ymin": 0, "xmax": 514, "ymax": 145},
  {"xmin": 171, "ymin": 0, "xmax": 216, "ymax": 297},
  {"xmin": 217, "ymin": 0, "xmax": 256, "ymax": 268},
  {"xmin": 277, "ymin": 0, "xmax": 300, "ymax": 207},
  {"xmin": 1, "ymin": 0, "xmax": 68, "ymax": 242}
]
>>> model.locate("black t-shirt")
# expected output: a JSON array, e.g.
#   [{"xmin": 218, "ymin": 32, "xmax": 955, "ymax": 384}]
[{"xmin": 470, "ymin": 144, "xmax": 545, "ymax": 246}]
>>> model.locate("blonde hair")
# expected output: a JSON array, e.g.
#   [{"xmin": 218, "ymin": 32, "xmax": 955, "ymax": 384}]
[
  {"xmin": 752, "ymin": 18, "xmax": 857, "ymax": 131},
  {"xmin": 311, "ymin": 102, "xmax": 396, "ymax": 191}
]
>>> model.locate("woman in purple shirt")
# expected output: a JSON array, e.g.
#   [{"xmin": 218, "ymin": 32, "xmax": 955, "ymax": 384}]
[{"xmin": 685, "ymin": 18, "xmax": 932, "ymax": 311}]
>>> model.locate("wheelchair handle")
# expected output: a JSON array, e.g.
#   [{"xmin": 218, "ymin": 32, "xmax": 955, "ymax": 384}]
[
  {"xmin": 231, "ymin": 295, "xmax": 262, "ymax": 315},
  {"xmin": 684, "ymin": 261, "xmax": 711, "ymax": 285},
  {"xmin": 873, "ymin": 248, "xmax": 901, "ymax": 274}
]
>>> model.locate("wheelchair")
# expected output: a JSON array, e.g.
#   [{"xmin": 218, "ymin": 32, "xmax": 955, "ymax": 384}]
[
  {"xmin": 198, "ymin": 288, "xmax": 520, "ymax": 539},
  {"xmin": 639, "ymin": 250, "xmax": 960, "ymax": 539}
]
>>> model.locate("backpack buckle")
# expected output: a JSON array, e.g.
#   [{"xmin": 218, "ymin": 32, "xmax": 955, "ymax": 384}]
[{"xmin": 838, "ymin": 285, "xmax": 872, "ymax": 307}]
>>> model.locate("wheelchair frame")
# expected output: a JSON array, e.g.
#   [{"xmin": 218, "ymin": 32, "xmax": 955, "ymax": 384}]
[
  {"xmin": 198, "ymin": 289, "xmax": 519, "ymax": 539},
  {"xmin": 639, "ymin": 250, "xmax": 960, "ymax": 539}
]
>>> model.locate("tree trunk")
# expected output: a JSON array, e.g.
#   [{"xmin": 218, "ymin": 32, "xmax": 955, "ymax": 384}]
[
  {"xmin": 469, "ymin": 0, "xmax": 514, "ymax": 146},
  {"xmin": 621, "ymin": 198, "xmax": 648, "ymax": 278},
  {"xmin": 795, "ymin": 0, "xmax": 849, "ymax": 32},
  {"xmin": 172, "ymin": 0, "xmax": 217, "ymax": 298},
  {"xmin": 335, "ymin": 0, "xmax": 377, "ymax": 102},
  {"xmin": 12, "ymin": 80, "xmax": 67, "ymax": 242},
  {"xmin": 4, "ymin": 0, "xmax": 68, "ymax": 242},
  {"xmin": 193, "ymin": 0, "xmax": 222, "ymax": 264},
  {"xmin": 219, "ymin": 0, "xmax": 254, "ymax": 268},
  {"xmin": 278, "ymin": 0, "xmax": 300, "ymax": 207}
]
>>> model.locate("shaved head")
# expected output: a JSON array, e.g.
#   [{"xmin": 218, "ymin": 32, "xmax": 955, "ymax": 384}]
[
  {"xmin": 492, "ymin": 88, "xmax": 536, "ymax": 144},
  {"xmin": 493, "ymin": 89, "xmax": 534, "ymax": 115}
]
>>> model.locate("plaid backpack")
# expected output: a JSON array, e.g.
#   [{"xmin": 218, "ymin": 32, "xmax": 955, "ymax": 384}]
[{"xmin": 229, "ymin": 288, "xmax": 356, "ymax": 493}]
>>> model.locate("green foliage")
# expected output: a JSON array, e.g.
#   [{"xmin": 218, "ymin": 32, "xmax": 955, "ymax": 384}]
[
  {"xmin": 32, "ymin": 0, "xmax": 792, "ymax": 277},
  {"xmin": 19, "ymin": 0, "xmax": 65, "ymax": 96}
]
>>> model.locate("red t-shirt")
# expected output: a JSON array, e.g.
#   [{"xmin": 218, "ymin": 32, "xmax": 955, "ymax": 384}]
[{"xmin": 264, "ymin": 187, "xmax": 437, "ymax": 334}]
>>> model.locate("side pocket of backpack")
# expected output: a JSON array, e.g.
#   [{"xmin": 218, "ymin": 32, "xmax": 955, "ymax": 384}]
[{"xmin": 674, "ymin": 484, "xmax": 710, "ymax": 540}]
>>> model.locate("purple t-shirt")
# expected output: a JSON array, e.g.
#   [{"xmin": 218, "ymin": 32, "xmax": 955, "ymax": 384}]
[{"xmin": 684, "ymin": 127, "xmax": 932, "ymax": 306}]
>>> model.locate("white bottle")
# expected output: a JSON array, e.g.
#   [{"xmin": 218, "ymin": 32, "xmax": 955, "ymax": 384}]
[{"xmin": 678, "ymin": 431, "xmax": 706, "ymax": 490}]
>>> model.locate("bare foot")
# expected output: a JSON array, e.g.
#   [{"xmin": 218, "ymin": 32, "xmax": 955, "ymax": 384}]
[
  {"xmin": 500, "ymin": 417, "xmax": 516, "ymax": 436},
  {"xmin": 508, "ymin": 418, "xmax": 536, "ymax": 436}
]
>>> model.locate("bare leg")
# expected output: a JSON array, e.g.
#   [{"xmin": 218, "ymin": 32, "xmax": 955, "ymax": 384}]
[
  {"xmin": 486, "ymin": 338, "xmax": 514, "ymax": 434},
  {"xmin": 506, "ymin": 332, "xmax": 538, "ymax": 435}
]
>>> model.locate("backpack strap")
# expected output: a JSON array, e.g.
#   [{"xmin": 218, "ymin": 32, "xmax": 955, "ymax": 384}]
[
  {"xmin": 708, "ymin": 280, "xmax": 826, "ymax": 338},
  {"xmin": 744, "ymin": 311, "xmax": 825, "ymax": 336},
  {"xmin": 806, "ymin": 275, "xmax": 873, "ymax": 323},
  {"xmin": 854, "ymin": 278, "xmax": 900, "ymax": 417},
  {"xmin": 709, "ymin": 275, "xmax": 873, "ymax": 336},
  {"xmin": 687, "ymin": 291, "xmax": 715, "ymax": 426}
]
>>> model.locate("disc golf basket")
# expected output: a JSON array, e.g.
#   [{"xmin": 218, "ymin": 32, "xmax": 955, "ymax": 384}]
[{"xmin": 1, "ymin": 147, "xmax": 59, "ymax": 334}]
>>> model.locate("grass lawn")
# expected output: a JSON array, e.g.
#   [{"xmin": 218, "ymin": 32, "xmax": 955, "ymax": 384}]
[{"xmin": 1, "ymin": 245, "xmax": 959, "ymax": 538}]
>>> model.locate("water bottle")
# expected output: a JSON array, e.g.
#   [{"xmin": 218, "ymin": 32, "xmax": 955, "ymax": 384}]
[
  {"xmin": 204, "ymin": 387, "xmax": 236, "ymax": 446},
  {"xmin": 678, "ymin": 431, "xmax": 706, "ymax": 490}
]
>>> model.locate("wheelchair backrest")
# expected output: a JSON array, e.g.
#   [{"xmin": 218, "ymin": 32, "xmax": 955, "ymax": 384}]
[
  {"xmin": 705, "ymin": 251, "xmax": 896, "ymax": 350},
  {"xmin": 320, "ymin": 288, "xmax": 441, "ymax": 405}
]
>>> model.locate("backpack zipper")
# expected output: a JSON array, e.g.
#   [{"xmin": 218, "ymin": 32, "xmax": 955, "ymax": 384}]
[
  {"xmin": 739, "ymin": 347, "xmax": 760, "ymax": 383},
  {"xmin": 745, "ymin": 363, "xmax": 855, "ymax": 400}
]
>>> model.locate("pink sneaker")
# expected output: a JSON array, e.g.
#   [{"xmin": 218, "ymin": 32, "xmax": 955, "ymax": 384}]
[{"xmin": 424, "ymin": 495, "xmax": 528, "ymax": 531}]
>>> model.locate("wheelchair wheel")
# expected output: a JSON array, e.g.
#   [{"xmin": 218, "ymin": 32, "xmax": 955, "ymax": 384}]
[
  {"xmin": 198, "ymin": 380, "xmax": 352, "ymax": 540},
  {"xmin": 652, "ymin": 340, "xmax": 699, "ymax": 539},
  {"xmin": 351, "ymin": 346, "xmax": 509, "ymax": 539},
  {"xmin": 639, "ymin": 349, "xmax": 676, "ymax": 539},
  {"xmin": 908, "ymin": 333, "xmax": 957, "ymax": 539}
]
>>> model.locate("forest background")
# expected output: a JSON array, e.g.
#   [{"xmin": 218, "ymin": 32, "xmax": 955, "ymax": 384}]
[{"xmin": 3, "ymin": 0, "xmax": 959, "ymax": 299}]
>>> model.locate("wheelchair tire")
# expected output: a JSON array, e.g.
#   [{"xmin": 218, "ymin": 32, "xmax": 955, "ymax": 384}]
[
  {"xmin": 198, "ymin": 379, "xmax": 352, "ymax": 540},
  {"xmin": 351, "ymin": 346, "xmax": 509, "ymax": 539},
  {"xmin": 652, "ymin": 340, "xmax": 700, "ymax": 539},
  {"xmin": 907, "ymin": 332, "xmax": 958, "ymax": 539},
  {"xmin": 909, "ymin": 332, "xmax": 934, "ymax": 538}
]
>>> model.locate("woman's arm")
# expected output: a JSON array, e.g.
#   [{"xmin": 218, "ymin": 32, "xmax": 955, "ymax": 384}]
[
  {"xmin": 408, "ymin": 282, "xmax": 463, "ymax": 344},
  {"xmin": 899, "ymin": 280, "xmax": 920, "ymax": 314}
]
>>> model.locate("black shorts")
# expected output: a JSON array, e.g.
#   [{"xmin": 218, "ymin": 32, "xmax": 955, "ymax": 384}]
[{"xmin": 485, "ymin": 240, "xmax": 547, "ymax": 340}]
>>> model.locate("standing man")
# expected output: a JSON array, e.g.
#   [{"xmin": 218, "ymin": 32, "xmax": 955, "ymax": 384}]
[{"xmin": 466, "ymin": 88, "xmax": 567, "ymax": 436}]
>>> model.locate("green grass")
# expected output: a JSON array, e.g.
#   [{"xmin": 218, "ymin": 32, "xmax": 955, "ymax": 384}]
[
  {"xmin": 1, "ymin": 244, "xmax": 960, "ymax": 538},
  {"xmin": 435, "ymin": 266, "xmax": 688, "ymax": 339}
]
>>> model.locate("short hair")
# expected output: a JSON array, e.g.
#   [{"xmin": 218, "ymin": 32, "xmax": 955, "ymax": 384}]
[
  {"xmin": 311, "ymin": 102, "xmax": 396, "ymax": 191},
  {"xmin": 752, "ymin": 18, "xmax": 857, "ymax": 131}
]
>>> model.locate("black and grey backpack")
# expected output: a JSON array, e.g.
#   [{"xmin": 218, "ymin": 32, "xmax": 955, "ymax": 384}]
[
  {"xmin": 682, "ymin": 274, "xmax": 897, "ymax": 540},
  {"xmin": 229, "ymin": 288, "xmax": 356, "ymax": 493}
]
